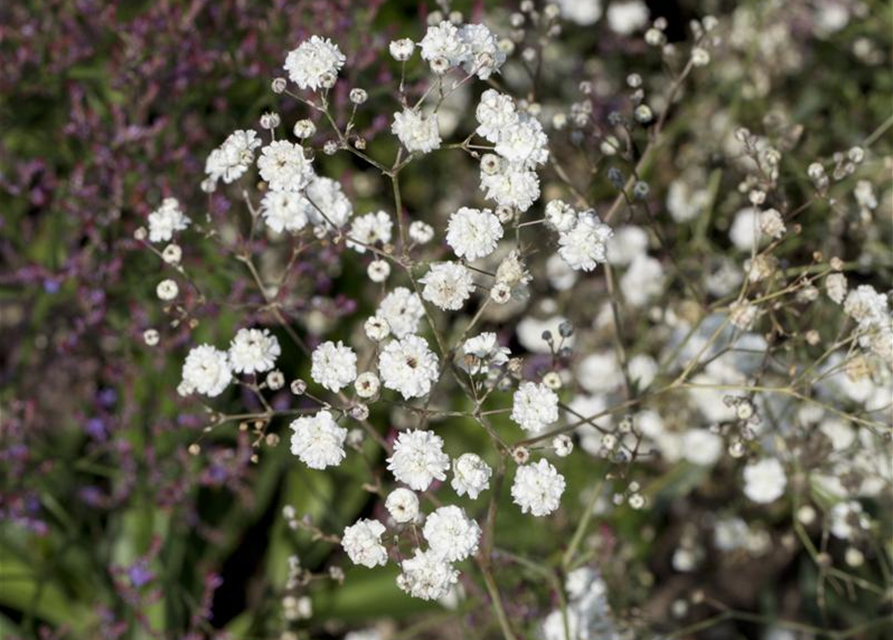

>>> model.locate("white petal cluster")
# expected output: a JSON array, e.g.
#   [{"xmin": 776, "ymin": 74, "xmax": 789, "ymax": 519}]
[
  {"xmin": 375, "ymin": 287, "xmax": 424, "ymax": 338},
  {"xmin": 843, "ymin": 285, "xmax": 889, "ymax": 330},
  {"xmin": 423, "ymin": 505, "xmax": 481, "ymax": 562},
  {"xmin": 620, "ymin": 255, "xmax": 665, "ymax": 307},
  {"xmin": 341, "ymin": 518, "xmax": 388, "ymax": 568},
  {"xmin": 446, "ymin": 207, "xmax": 503, "ymax": 260},
  {"xmin": 148, "ymin": 198, "xmax": 190, "ymax": 243},
  {"xmin": 461, "ymin": 332, "xmax": 510, "ymax": 375},
  {"xmin": 299, "ymin": 176, "xmax": 354, "ymax": 229},
  {"xmin": 347, "ymin": 211, "xmax": 392, "ymax": 253},
  {"xmin": 511, "ymin": 381, "xmax": 559, "ymax": 433},
  {"xmin": 229, "ymin": 328, "xmax": 281, "ymax": 374},
  {"xmin": 479, "ymin": 161, "xmax": 541, "ymax": 212},
  {"xmin": 419, "ymin": 21, "xmax": 470, "ymax": 68},
  {"xmin": 458, "ymin": 24, "xmax": 505, "ymax": 79},
  {"xmin": 392, "ymin": 109, "xmax": 441, "ymax": 154},
  {"xmin": 311, "ymin": 341, "xmax": 358, "ymax": 392},
  {"xmin": 743, "ymin": 458, "xmax": 787, "ymax": 503},
  {"xmin": 205, "ymin": 130, "xmax": 262, "ymax": 185},
  {"xmin": 397, "ymin": 549, "xmax": 458, "ymax": 601},
  {"xmin": 494, "ymin": 116, "xmax": 549, "ymax": 169},
  {"xmin": 284, "ymin": 36, "xmax": 346, "ymax": 91},
  {"xmin": 420, "ymin": 262, "xmax": 475, "ymax": 310},
  {"xmin": 558, "ymin": 210, "xmax": 613, "ymax": 271},
  {"xmin": 179, "ymin": 345, "xmax": 232, "ymax": 397},
  {"xmin": 260, "ymin": 191, "xmax": 308, "ymax": 233},
  {"xmin": 387, "ymin": 429, "xmax": 450, "ymax": 491},
  {"xmin": 379, "ymin": 335, "xmax": 439, "ymax": 399},
  {"xmin": 258, "ymin": 140, "xmax": 314, "ymax": 192},
  {"xmin": 290, "ymin": 410, "xmax": 348, "ymax": 470},
  {"xmin": 544, "ymin": 199, "xmax": 577, "ymax": 233},
  {"xmin": 829, "ymin": 500, "xmax": 869, "ymax": 540},
  {"xmin": 451, "ymin": 453, "xmax": 492, "ymax": 499},
  {"xmin": 385, "ymin": 487, "xmax": 420, "ymax": 524},
  {"xmin": 475, "ymin": 89, "xmax": 519, "ymax": 142},
  {"xmin": 512, "ymin": 459, "xmax": 566, "ymax": 516}
]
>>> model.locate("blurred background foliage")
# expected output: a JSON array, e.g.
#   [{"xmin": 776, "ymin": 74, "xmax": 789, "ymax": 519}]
[{"xmin": 1, "ymin": 0, "xmax": 892, "ymax": 639}]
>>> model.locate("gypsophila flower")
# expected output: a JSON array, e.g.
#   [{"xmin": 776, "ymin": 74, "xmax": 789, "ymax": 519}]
[
  {"xmin": 729, "ymin": 299, "xmax": 759, "ymax": 329},
  {"xmin": 260, "ymin": 191, "xmax": 308, "ymax": 233},
  {"xmin": 311, "ymin": 341, "xmax": 358, "ymax": 392},
  {"xmin": 475, "ymin": 90, "xmax": 519, "ymax": 142},
  {"xmin": 511, "ymin": 381, "xmax": 560, "ymax": 433},
  {"xmin": 229, "ymin": 328, "xmax": 281, "ymax": 374},
  {"xmin": 512, "ymin": 459, "xmax": 566, "ymax": 516},
  {"xmin": 451, "ymin": 453, "xmax": 492, "ymax": 500},
  {"xmin": 205, "ymin": 130, "xmax": 262, "ymax": 184},
  {"xmin": 494, "ymin": 116, "xmax": 549, "ymax": 168},
  {"xmin": 759, "ymin": 208, "xmax": 786, "ymax": 239},
  {"xmin": 409, "ymin": 220, "xmax": 435, "ymax": 244},
  {"xmin": 143, "ymin": 329, "xmax": 159, "ymax": 346},
  {"xmin": 480, "ymin": 162, "xmax": 541, "ymax": 211},
  {"xmin": 364, "ymin": 316, "xmax": 390, "ymax": 342},
  {"xmin": 257, "ymin": 140, "xmax": 314, "ymax": 192},
  {"xmin": 266, "ymin": 370, "xmax": 285, "ymax": 390},
  {"xmin": 419, "ymin": 21, "xmax": 470, "ymax": 69},
  {"xmin": 397, "ymin": 549, "xmax": 458, "ymax": 601},
  {"xmin": 387, "ymin": 429, "xmax": 450, "ymax": 491},
  {"xmin": 180, "ymin": 345, "xmax": 232, "ymax": 397},
  {"xmin": 341, "ymin": 519, "xmax": 388, "ymax": 568},
  {"xmin": 392, "ymin": 109, "xmax": 442, "ymax": 154},
  {"xmin": 379, "ymin": 335, "xmax": 439, "ymax": 399},
  {"xmin": 461, "ymin": 332, "xmax": 510, "ymax": 374},
  {"xmin": 423, "ymin": 506, "xmax": 481, "ymax": 562},
  {"xmin": 385, "ymin": 487, "xmax": 420, "ymax": 523},
  {"xmin": 826, "ymin": 273, "xmax": 848, "ymax": 304},
  {"xmin": 743, "ymin": 458, "xmax": 787, "ymax": 503},
  {"xmin": 293, "ymin": 119, "xmax": 316, "ymax": 139},
  {"xmin": 446, "ymin": 207, "xmax": 503, "ymax": 261},
  {"xmin": 545, "ymin": 200, "xmax": 578, "ymax": 233},
  {"xmin": 161, "ymin": 244, "xmax": 181, "ymax": 265},
  {"xmin": 147, "ymin": 198, "xmax": 190, "ymax": 243},
  {"xmin": 298, "ymin": 176, "xmax": 353, "ymax": 229},
  {"xmin": 843, "ymin": 285, "xmax": 888, "ymax": 329},
  {"xmin": 347, "ymin": 211, "xmax": 392, "ymax": 253},
  {"xmin": 829, "ymin": 501, "xmax": 869, "ymax": 540},
  {"xmin": 389, "ymin": 38, "xmax": 415, "ymax": 61},
  {"xmin": 553, "ymin": 434, "xmax": 574, "ymax": 457},
  {"xmin": 458, "ymin": 23, "xmax": 505, "ymax": 79},
  {"xmin": 156, "ymin": 279, "xmax": 178, "ymax": 301},
  {"xmin": 420, "ymin": 262, "xmax": 475, "ymax": 310},
  {"xmin": 290, "ymin": 410, "xmax": 348, "ymax": 470},
  {"xmin": 354, "ymin": 372, "xmax": 380, "ymax": 399},
  {"xmin": 367, "ymin": 260, "xmax": 391, "ymax": 283},
  {"xmin": 284, "ymin": 36, "xmax": 346, "ymax": 91},
  {"xmin": 558, "ymin": 211, "xmax": 613, "ymax": 271},
  {"xmin": 376, "ymin": 287, "xmax": 425, "ymax": 338}
]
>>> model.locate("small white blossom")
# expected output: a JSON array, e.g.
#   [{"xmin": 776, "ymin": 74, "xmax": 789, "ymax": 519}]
[
  {"xmin": 446, "ymin": 207, "xmax": 504, "ymax": 261},
  {"xmin": 284, "ymin": 36, "xmax": 346, "ymax": 91},
  {"xmin": 545, "ymin": 200, "xmax": 578, "ymax": 233},
  {"xmin": 290, "ymin": 410, "xmax": 348, "ymax": 470},
  {"xmin": 459, "ymin": 24, "xmax": 505, "ymax": 79},
  {"xmin": 423, "ymin": 506, "xmax": 481, "ymax": 562},
  {"xmin": 387, "ymin": 429, "xmax": 450, "ymax": 491},
  {"xmin": 347, "ymin": 211, "xmax": 393, "ymax": 253},
  {"xmin": 180, "ymin": 345, "xmax": 232, "ymax": 397},
  {"xmin": 229, "ymin": 328, "xmax": 281, "ymax": 374},
  {"xmin": 826, "ymin": 273, "xmax": 848, "ymax": 304},
  {"xmin": 342, "ymin": 518, "xmax": 388, "ymax": 568},
  {"xmin": 367, "ymin": 259, "xmax": 391, "ymax": 283},
  {"xmin": 494, "ymin": 116, "xmax": 549, "ymax": 168},
  {"xmin": 475, "ymin": 90, "xmax": 519, "ymax": 143},
  {"xmin": 419, "ymin": 21, "xmax": 469, "ymax": 69},
  {"xmin": 379, "ymin": 335, "xmax": 439, "ymax": 399},
  {"xmin": 451, "ymin": 453, "xmax": 492, "ymax": 499},
  {"xmin": 743, "ymin": 458, "xmax": 787, "ymax": 503},
  {"xmin": 156, "ymin": 279, "xmax": 178, "ymax": 301},
  {"xmin": 398, "ymin": 548, "xmax": 459, "ymax": 601},
  {"xmin": 299, "ymin": 176, "xmax": 354, "ymax": 229},
  {"xmin": 480, "ymin": 162, "xmax": 541, "ymax": 211},
  {"xmin": 205, "ymin": 130, "xmax": 262, "ymax": 184},
  {"xmin": 829, "ymin": 500, "xmax": 869, "ymax": 540},
  {"xmin": 461, "ymin": 332, "xmax": 510, "ymax": 374},
  {"xmin": 420, "ymin": 262, "xmax": 475, "ymax": 310},
  {"xmin": 258, "ymin": 140, "xmax": 314, "ymax": 192},
  {"xmin": 385, "ymin": 487, "xmax": 420, "ymax": 523},
  {"xmin": 512, "ymin": 459, "xmax": 566, "ymax": 516},
  {"xmin": 553, "ymin": 434, "xmax": 574, "ymax": 457},
  {"xmin": 409, "ymin": 220, "xmax": 435, "ymax": 244},
  {"xmin": 376, "ymin": 287, "xmax": 425, "ymax": 338},
  {"xmin": 392, "ymin": 109, "xmax": 442, "ymax": 154},
  {"xmin": 311, "ymin": 341, "xmax": 358, "ymax": 392},
  {"xmin": 389, "ymin": 38, "xmax": 415, "ymax": 61},
  {"xmin": 260, "ymin": 191, "xmax": 308, "ymax": 233},
  {"xmin": 354, "ymin": 372, "xmax": 380, "ymax": 399},
  {"xmin": 364, "ymin": 316, "xmax": 391, "ymax": 342},
  {"xmin": 148, "ymin": 198, "xmax": 190, "ymax": 243},
  {"xmin": 759, "ymin": 208, "xmax": 786, "ymax": 239},
  {"xmin": 511, "ymin": 381, "xmax": 560, "ymax": 433},
  {"xmin": 558, "ymin": 212, "xmax": 613, "ymax": 271}
]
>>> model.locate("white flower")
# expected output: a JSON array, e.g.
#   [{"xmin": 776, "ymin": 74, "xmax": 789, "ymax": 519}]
[
  {"xmin": 298, "ymin": 176, "xmax": 354, "ymax": 229},
  {"xmin": 354, "ymin": 372, "xmax": 380, "ymax": 399},
  {"xmin": 419, "ymin": 21, "xmax": 470, "ymax": 68},
  {"xmin": 147, "ymin": 198, "xmax": 190, "ymax": 243},
  {"xmin": 743, "ymin": 458, "xmax": 787, "ymax": 503},
  {"xmin": 826, "ymin": 273, "xmax": 848, "ymax": 304},
  {"xmin": 759, "ymin": 208, "xmax": 786, "ymax": 239},
  {"xmin": 446, "ymin": 207, "xmax": 503, "ymax": 260},
  {"xmin": 397, "ymin": 548, "xmax": 458, "ymax": 601},
  {"xmin": 451, "ymin": 453, "xmax": 492, "ymax": 499},
  {"xmin": 458, "ymin": 24, "xmax": 505, "ymax": 79},
  {"xmin": 420, "ymin": 262, "xmax": 475, "ymax": 310},
  {"xmin": 494, "ymin": 116, "xmax": 549, "ymax": 168},
  {"xmin": 379, "ymin": 335, "xmax": 440, "ymax": 399},
  {"xmin": 311, "ymin": 341, "xmax": 358, "ymax": 392},
  {"xmin": 511, "ymin": 381, "xmax": 560, "ymax": 433},
  {"xmin": 260, "ymin": 191, "xmax": 308, "ymax": 233},
  {"xmin": 387, "ymin": 429, "xmax": 450, "ymax": 491},
  {"xmin": 347, "ymin": 211, "xmax": 392, "ymax": 253},
  {"xmin": 409, "ymin": 220, "xmax": 435, "ymax": 244},
  {"xmin": 156, "ymin": 279, "xmax": 178, "ymax": 301},
  {"xmin": 389, "ymin": 38, "xmax": 415, "ymax": 61},
  {"xmin": 368, "ymin": 260, "xmax": 391, "ymax": 283},
  {"xmin": 555, "ymin": 0, "xmax": 603, "ymax": 25},
  {"xmin": 620, "ymin": 255, "xmax": 665, "ymax": 307},
  {"xmin": 606, "ymin": 0, "xmax": 649, "ymax": 35},
  {"xmin": 364, "ymin": 316, "xmax": 391, "ymax": 342},
  {"xmin": 480, "ymin": 162, "xmax": 540, "ymax": 211},
  {"xmin": 558, "ymin": 211, "xmax": 613, "ymax": 271},
  {"xmin": 606, "ymin": 225, "xmax": 648, "ymax": 265},
  {"xmin": 392, "ymin": 109, "xmax": 442, "ymax": 154},
  {"xmin": 829, "ymin": 501, "xmax": 869, "ymax": 540},
  {"xmin": 376, "ymin": 287, "xmax": 425, "ymax": 338},
  {"xmin": 284, "ymin": 36, "xmax": 346, "ymax": 91},
  {"xmin": 229, "ymin": 328, "xmax": 281, "ymax": 374},
  {"xmin": 843, "ymin": 285, "xmax": 888, "ymax": 329},
  {"xmin": 729, "ymin": 208, "xmax": 763, "ymax": 251},
  {"xmin": 205, "ymin": 130, "xmax": 262, "ymax": 184},
  {"xmin": 475, "ymin": 90, "xmax": 518, "ymax": 143},
  {"xmin": 258, "ymin": 140, "xmax": 314, "ymax": 192},
  {"xmin": 341, "ymin": 518, "xmax": 388, "ymax": 568},
  {"xmin": 553, "ymin": 435, "xmax": 574, "ymax": 457},
  {"xmin": 385, "ymin": 487, "xmax": 420, "ymax": 523},
  {"xmin": 180, "ymin": 345, "xmax": 232, "ymax": 397},
  {"xmin": 666, "ymin": 178, "xmax": 711, "ymax": 223},
  {"xmin": 545, "ymin": 200, "xmax": 577, "ymax": 233},
  {"xmin": 461, "ymin": 332, "xmax": 510, "ymax": 374},
  {"xmin": 161, "ymin": 244, "xmax": 181, "ymax": 265},
  {"xmin": 512, "ymin": 459, "xmax": 566, "ymax": 516},
  {"xmin": 681, "ymin": 430, "xmax": 723, "ymax": 466},
  {"xmin": 423, "ymin": 506, "xmax": 481, "ymax": 562},
  {"xmin": 290, "ymin": 410, "xmax": 348, "ymax": 470}
]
